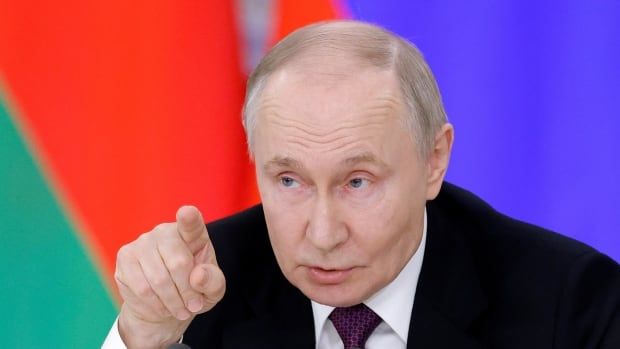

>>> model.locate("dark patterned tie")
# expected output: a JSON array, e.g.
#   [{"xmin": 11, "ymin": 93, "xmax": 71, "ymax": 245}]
[{"xmin": 328, "ymin": 303, "xmax": 382, "ymax": 349}]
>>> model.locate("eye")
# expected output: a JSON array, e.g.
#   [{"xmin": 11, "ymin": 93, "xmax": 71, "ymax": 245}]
[
  {"xmin": 280, "ymin": 176, "xmax": 300, "ymax": 188},
  {"xmin": 348, "ymin": 177, "xmax": 369, "ymax": 189}
]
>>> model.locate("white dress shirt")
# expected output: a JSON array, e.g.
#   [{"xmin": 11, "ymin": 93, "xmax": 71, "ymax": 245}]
[
  {"xmin": 312, "ymin": 210, "xmax": 427, "ymax": 349},
  {"xmin": 103, "ymin": 211, "xmax": 427, "ymax": 349}
]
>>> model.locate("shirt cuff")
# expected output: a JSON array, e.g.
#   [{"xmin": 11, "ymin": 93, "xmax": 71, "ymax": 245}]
[
  {"xmin": 101, "ymin": 316, "xmax": 184, "ymax": 348},
  {"xmin": 101, "ymin": 317, "xmax": 127, "ymax": 349}
]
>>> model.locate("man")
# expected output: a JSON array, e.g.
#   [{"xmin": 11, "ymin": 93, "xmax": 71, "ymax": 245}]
[{"xmin": 103, "ymin": 21, "xmax": 620, "ymax": 348}]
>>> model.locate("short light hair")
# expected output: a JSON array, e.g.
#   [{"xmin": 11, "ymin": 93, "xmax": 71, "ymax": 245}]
[{"xmin": 242, "ymin": 20, "xmax": 448, "ymax": 157}]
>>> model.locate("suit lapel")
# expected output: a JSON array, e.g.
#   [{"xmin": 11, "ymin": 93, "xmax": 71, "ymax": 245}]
[
  {"xmin": 237, "ymin": 277, "xmax": 315, "ymax": 349},
  {"xmin": 224, "ymin": 287, "xmax": 315, "ymax": 348},
  {"xmin": 223, "ymin": 228, "xmax": 315, "ymax": 349},
  {"xmin": 407, "ymin": 294, "xmax": 485, "ymax": 349},
  {"xmin": 407, "ymin": 199, "xmax": 488, "ymax": 348}
]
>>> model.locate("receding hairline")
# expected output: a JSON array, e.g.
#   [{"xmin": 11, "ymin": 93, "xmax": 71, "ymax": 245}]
[
  {"xmin": 246, "ymin": 21, "xmax": 400, "ymax": 98},
  {"xmin": 243, "ymin": 20, "xmax": 448, "ymax": 158}
]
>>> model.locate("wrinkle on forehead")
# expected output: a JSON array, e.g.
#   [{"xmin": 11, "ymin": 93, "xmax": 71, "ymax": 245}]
[
  {"xmin": 253, "ymin": 64, "xmax": 411, "ymax": 162},
  {"xmin": 281, "ymin": 134, "xmax": 377, "ymax": 154},
  {"xmin": 257, "ymin": 88, "xmax": 404, "ymax": 133},
  {"xmin": 259, "ymin": 104, "xmax": 396, "ymax": 137},
  {"xmin": 257, "ymin": 104, "xmax": 399, "ymax": 155}
]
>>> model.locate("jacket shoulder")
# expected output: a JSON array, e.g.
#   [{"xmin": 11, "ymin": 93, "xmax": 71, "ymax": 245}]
[
  {"xmin": 428, "ymin": 182, "xmax": 620, "ymax": 348},
  {"xmin": 434, "ymin": 182, "xmax": 598, "ymax": 261}
]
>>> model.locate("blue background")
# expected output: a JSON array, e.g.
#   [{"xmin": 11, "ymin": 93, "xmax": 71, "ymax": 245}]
[{"xmin": 347, "ymin": 0, "xmax": 620, "ymax": 261}]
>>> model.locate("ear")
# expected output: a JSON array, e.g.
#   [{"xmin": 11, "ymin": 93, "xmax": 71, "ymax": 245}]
[{"xmin": 425, "ymin": 123, "xmax": 454, "ymax": 200}]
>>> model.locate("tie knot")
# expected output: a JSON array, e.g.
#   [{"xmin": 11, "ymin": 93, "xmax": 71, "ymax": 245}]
[{"xmin": 328, "ymin": 304, "xmax": 382, "ymax": 349}]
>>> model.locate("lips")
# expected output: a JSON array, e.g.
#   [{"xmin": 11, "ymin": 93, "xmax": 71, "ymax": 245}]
[{"xmin": 307, "ymin": 266, "xmax": 355, "ymax": 285}]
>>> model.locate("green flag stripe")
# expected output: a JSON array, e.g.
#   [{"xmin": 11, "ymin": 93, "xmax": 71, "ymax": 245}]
[{"xmin": 0, "ymin": 90, "xmax": 117, "ymax": 347}]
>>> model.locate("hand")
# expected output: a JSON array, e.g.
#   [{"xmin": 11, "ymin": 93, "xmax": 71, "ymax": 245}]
[{"xmin": 114, "ymin": 206, "xmax": 226, "ymax": 349}]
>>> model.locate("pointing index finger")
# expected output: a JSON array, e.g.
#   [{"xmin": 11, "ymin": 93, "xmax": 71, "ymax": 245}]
[{"xmin": 176, "ymin": 205, "xmax": 209, "ymax": 255}]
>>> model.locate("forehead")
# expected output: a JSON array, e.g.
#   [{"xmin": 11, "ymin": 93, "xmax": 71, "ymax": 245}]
[
  {"xmin": 252, "ymin": 63, "xmax": 414, "ymax": 168},
  {"xmin": 257, "ymin": 62, "xmax": 405, "ymax": 131}
]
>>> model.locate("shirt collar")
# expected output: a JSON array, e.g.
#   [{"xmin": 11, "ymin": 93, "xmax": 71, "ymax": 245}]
[{"xmin": 311, "ymin": 209, "xmax": 427, "ymax": 344}]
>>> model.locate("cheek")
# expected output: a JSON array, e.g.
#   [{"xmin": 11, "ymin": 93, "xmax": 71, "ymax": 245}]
[
  {"xmin": 347, "ymin": 183, "xmax": 422, "ymax": 260},
  {"xmin": 263, "ymin": 202, "xmax": 305, "ymax": 269}
]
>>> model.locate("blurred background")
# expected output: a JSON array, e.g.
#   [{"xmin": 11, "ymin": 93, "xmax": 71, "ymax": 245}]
[{"xmin": 1, "ymin": 0, "xmax": 618, "ymax": 346}]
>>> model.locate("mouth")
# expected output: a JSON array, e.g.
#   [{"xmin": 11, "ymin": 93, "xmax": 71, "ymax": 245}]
[{"xmin": 306, "ymin": 266, "xmax": 355, "ymax": 285}]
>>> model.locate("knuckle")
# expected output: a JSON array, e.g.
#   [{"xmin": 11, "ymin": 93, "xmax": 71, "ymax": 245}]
[
  {"xmin": 134, "ymin": 282, "xmax": 155, "ymax": 299},
  {"xmin": 113, "ymin": 270, "xmax": 123, "ymax": 285},
  {"xmin": 116, "ymin": 245, "xmax": 131, "ymax": 261},
  {"xmin": 167, "ymin": 255, "xmax": 192, "ymax": 273},
  {"xmin": 137, "ymin": 231, "xmax": 151, "ymax": 242},
  {"xmin": 150, "ymin": 274, "xmax": 169, "ymax": 288},
  {"xmin": 153, "ymin": 222, "xmax": 173, "ymax": 234}
]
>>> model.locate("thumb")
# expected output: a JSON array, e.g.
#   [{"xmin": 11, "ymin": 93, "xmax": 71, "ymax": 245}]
[{"xmin": 189, "ymin": 263, "xmax": 226, "ymax": 313}]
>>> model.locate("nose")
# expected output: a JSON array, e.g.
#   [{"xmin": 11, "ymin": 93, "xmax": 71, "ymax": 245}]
[{"xmin": 305, "ymin": 195, "xmax": 348, "ymax": 252}]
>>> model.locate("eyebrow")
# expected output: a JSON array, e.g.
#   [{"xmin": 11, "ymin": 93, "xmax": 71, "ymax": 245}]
[
  {"xmin": 263, "ymin": 156, "xmax": 305, "ymax": 172},
  {"xmin": 341, "ymin": 151, "xmax": 387, "ymax": 168},
  {"xmin": 263, "ymin": 152, "xmax": 387, "ymax": 172}
]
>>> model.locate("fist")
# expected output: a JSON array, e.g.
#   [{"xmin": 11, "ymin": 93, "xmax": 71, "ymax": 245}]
[{"xmin": 114, "ymin": 206, "xmax": 226, "ymax": 349}]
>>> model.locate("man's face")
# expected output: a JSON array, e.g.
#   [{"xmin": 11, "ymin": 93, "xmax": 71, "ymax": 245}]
[{"xmin": 253, "ymin": 62, "xmax": 434, "ymax": 307}]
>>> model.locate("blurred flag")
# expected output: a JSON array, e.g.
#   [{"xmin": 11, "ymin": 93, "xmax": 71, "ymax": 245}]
[{"xmin": 0, "ymin": 0, "xmax": 345, "ymax": 346}]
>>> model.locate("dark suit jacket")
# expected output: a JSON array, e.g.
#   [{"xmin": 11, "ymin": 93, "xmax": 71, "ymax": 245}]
[{"xmin": 184, "ymin": 182, "xmax": 620, "ymax": 348}]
